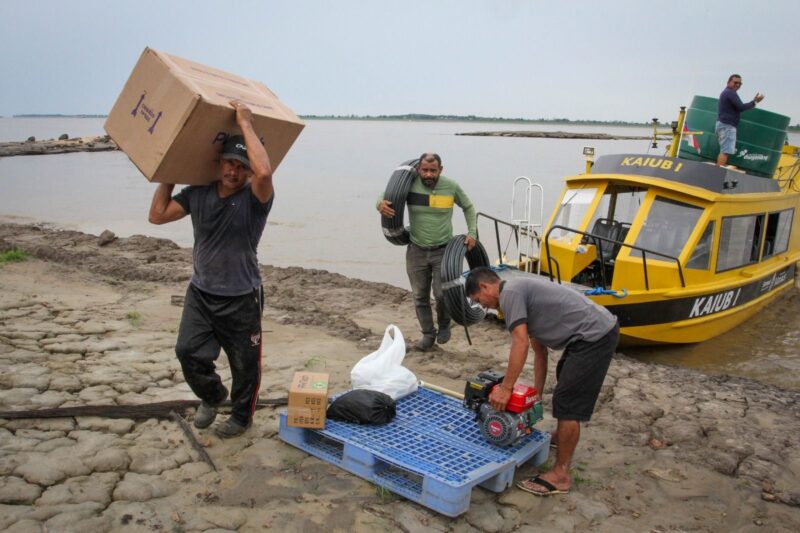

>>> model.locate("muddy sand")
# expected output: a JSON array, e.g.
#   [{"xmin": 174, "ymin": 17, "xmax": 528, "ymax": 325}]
[{"xmin": 0, "ymin": 222, "xmax": 799, "ymax": 532}]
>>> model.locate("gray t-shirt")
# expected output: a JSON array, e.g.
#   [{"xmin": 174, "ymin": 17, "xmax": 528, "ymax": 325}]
[
  {"xmin": 499, "ymin": 277, "xmax": 617, "ymax": 350},
  {"xmin": 173, "ymin": 183, "xmax": 273, "ymax": 296}
]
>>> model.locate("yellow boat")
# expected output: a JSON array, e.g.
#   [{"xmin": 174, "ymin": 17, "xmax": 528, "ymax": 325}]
[{"xmin": 481, "ymin": 101, "xmax": 800, "ymax": 345}]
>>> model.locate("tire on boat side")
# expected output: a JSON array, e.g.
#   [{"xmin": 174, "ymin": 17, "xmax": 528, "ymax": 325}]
[
  {"xmin": 380, "ymin": 159, "xmax": 419, "ymax": 246},
  {"xmin": 441, "ymin": 235, "xmax": 491, "ymax": 326}
]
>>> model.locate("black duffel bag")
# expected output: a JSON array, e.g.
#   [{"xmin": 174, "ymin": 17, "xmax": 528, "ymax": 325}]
[{"xmin": 327, "ymin": 389, "xmax": 396, "ymax": 425}]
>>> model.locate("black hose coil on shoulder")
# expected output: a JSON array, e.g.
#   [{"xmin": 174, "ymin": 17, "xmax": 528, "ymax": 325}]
[
  {"xmin": 380, "ymin": 159, "xmax": 419, "ymax": 246},
  {"xmin": 441, "ymin": 235, "xmax": 491, "ymax": 327}
]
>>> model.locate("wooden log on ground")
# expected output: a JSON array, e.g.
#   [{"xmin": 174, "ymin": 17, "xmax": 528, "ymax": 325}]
[
  {"xmin": 0, "ymin": 398, "xmax": 288, "ymax": 420},
  {"xmin": 171, "ymin": 410, "xmax": 217, "ymax": 471}
]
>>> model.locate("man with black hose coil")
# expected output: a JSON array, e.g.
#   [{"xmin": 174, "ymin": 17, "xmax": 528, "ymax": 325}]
[
  {"xmin": 377, "ymin": 153, "xmax": 478, "ymax": 350},
  {"xmin": 148, "ymin": 101, "xmax": 274, "ymax": 438}
]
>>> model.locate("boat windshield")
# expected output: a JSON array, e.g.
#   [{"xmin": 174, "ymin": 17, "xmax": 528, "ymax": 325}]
[
  {"xmin": 586, "ymin": 185, "xmax": 645, "ymax": 236},
  {"xmin": 631, "ymin": 196, "xmax": 703, "ymax": 260},
  {"xmin": 686, "ymin": 221, "xmax": 715, "ymax": 270},
  {"xmin": 550, "ymin": 187, "xmax": 597, "ymax": 240}
]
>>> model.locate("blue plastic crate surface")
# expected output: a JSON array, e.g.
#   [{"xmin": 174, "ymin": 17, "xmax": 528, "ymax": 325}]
[{"xmin": 316, "ymin": 387, "xmax": 547, "ymax": 487}]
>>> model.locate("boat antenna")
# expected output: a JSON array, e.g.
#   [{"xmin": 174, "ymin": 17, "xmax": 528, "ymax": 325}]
[
  {"xmin": 650, "ymin": 107, "xmax": 698, "ymax": 157},
  {"xmin": 651, "ymin": 118, "xmax": 660, "ymax": 149}
]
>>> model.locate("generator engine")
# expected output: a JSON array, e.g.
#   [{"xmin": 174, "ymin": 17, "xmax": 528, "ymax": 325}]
[{"xmin": 464, "ymin": 371, "xmax": 543, "ymax": 447}]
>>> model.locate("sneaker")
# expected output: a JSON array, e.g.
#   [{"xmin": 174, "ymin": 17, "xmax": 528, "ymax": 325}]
[
  {"xmin": 214, "ymin": 417, "xmax": 251, "ymax": 439},
  {"xmin": 436, "ymin": 326, "xmax": 451, "ymax": 345},
  {"xmin": 415, "ymin": 334, "xmax": 436, "ymax": 351},
  {"xmin": 193, "ymin": 402, "xmax": 217, "ymax": 429}
]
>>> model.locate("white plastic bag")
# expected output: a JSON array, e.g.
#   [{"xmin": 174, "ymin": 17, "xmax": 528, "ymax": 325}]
[{"xmin": 351, "ymin": 325, "xmax": 418, "ymax": 400}]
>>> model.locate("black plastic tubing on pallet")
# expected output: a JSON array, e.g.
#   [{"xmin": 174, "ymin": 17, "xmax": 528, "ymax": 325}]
[
  {"xmin": 380, "ymin": 159, "xmax": 419, "ymax": 246},
  {"xmin": 441, "ymin": 235, "xmax": 491, "ymax": 326}
]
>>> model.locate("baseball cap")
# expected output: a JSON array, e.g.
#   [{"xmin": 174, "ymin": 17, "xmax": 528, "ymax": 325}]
[{"xmin": 220, "ymin": 135, "xmax": 250, "ymax": 168}]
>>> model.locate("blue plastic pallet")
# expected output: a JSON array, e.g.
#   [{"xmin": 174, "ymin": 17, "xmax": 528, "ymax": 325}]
[{"xmin": 279, "ymin": 387, "xmax": 550, "ymax": 516}]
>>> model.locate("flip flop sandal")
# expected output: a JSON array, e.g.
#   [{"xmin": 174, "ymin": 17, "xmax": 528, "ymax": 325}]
[{"xmin": 516, "ymin": 475, "xmax": 569, "ymax": 496}]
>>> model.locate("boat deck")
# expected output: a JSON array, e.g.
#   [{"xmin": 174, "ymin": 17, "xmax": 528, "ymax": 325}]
[{"xmin": 496, "ymin": 266, "xmax": 590, "ymax": 292}]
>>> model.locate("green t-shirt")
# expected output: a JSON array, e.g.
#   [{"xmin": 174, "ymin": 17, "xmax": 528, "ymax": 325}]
[{"xmin": 378, "ymin": 175, "xmax": 477, "ymax": 247}]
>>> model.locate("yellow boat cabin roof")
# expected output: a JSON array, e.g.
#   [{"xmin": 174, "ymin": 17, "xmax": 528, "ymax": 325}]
[{"xmin": 567, "ymin": 154, "xmax": 782, "ymax": 201}]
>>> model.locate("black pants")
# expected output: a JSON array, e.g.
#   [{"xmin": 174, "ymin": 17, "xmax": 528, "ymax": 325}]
[
  {"xmin": 406, "ymin": 243, "xmax": 451, "ymax": 337},
  {"xmin": 175, "ymin": 284, "xmax": 263, "ymax": 426}
]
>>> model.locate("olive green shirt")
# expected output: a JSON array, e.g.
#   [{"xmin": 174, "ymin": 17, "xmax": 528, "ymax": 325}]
[{"xmin": 378, "ymin": 175, "xmax": 477, "ymax": 247}]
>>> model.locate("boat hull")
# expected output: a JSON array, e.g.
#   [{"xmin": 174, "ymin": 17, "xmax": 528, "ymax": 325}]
[{"xmin": 593, "ymin": 263, "xmax": 797, "ymax": 345}]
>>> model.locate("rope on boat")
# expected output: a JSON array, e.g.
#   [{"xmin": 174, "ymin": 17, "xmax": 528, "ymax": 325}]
[{"xmin": 584, "ymin": 287, "xmax": 628, "ymax": 298}]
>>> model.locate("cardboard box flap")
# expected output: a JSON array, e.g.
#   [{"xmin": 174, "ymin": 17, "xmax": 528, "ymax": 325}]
[
  {"xmin": 152, "ymin": 48, "xmax": 302, "ymax": 124},
  {"xmin": 154, "ymin": 48, "xmax": 254, "ymax": 90}
]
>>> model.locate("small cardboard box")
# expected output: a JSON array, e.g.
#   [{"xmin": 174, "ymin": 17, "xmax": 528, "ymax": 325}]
[
  {"xmin": 104, "ymin": 47, "xmax": 304, "ymax": 185},
  {"xmin": 287, "ymin": 371, "xmax": 329, "ymax": 429}
]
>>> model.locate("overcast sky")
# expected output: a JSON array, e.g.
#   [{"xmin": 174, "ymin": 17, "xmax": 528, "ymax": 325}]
[{"xmin": 1, "ymin": 0, "xmax": 797, "ymax": 123}]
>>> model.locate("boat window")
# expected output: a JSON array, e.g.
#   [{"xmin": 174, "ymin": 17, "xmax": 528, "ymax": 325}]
[
  {"xmin": 686, "ymin": 221, "xmax": 715, "ymax": 270},
  {"xmin": 762, "ymin": 209, "xmax": 793, "ymax": 259},
  {"xmin": 716, "ymin": 214, "xmax": 766, "ymax": 272},
  {"xmin": 631, "ymin": 197, "xmax": 703, "ymax": 261},
  {"xmin": 550, "ymin": 187, "xmax": 597, "ymax": 240},
  {"xmin": 587, "ymin": 186, "xmax": 645, "ymax": 233}
]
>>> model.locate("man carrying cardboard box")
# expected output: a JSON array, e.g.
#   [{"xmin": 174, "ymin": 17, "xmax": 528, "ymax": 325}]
[{"xmin": 148, "ymin": 100, "xmax": 273, "ymax": 438}]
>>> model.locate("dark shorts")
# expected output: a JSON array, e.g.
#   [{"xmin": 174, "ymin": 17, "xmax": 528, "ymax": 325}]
[{"xmin": 552, "ymin": 322, "xmax": 619, "ymax": 422}]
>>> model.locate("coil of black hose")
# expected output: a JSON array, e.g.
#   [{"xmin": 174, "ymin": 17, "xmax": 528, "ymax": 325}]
[
  {"xmin": 380, "ymin": 159, "xmax": 419, "ymax": 245},
  {"xmin": 441, "ymin": 235, "xmax": 490, "ymax": 326}
]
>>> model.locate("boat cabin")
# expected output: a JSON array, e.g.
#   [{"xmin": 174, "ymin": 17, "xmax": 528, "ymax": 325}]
[{"xmin": 542, "ymin": 150, "xmax": 799, "ymax": 293}]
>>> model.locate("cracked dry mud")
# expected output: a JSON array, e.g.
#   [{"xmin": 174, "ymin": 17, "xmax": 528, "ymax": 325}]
[{"xmin": 1, "ymin": 222, "xmax": 799, "ymax": 532}]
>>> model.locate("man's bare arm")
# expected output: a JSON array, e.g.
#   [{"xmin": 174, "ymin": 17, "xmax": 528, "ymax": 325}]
[
  {"xmin": 148, "ymin": 183, "xmax": 186, "ymax": 224},
  {"xmin": 530, "ymin": 338, "xmax": 549, "ymax": 398},
  {"xmin": 502, "ymin": 323, "xmax": 531, "ymax": 390},
  {"xmin": 232, "ymin": 101, "xmax": 273, "ymax": 204},
  {"xmin": 489, "ymin": 323, "xmax": 531, "ymax": 410}
]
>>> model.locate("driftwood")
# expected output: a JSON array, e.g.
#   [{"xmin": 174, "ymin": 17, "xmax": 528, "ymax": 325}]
[
  {"xmin": 170, "ymin": 410, "xmax": 217, "ymax": 471},
  {"xmin": 0, "ymin": 398, "xmax": 288, "ymax": 420},
  {"xmin": 0, "ymin": 135, "xmax": 118, "ymax": 157},
  {"xmin": 455, "ymin": 130, "xmax": 660, "ymax": 140}
]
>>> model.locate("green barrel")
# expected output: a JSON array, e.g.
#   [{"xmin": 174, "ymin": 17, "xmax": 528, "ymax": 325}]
[{"xmin": 679, "ymin": 95, "xmax": 790, "ymax": 177}]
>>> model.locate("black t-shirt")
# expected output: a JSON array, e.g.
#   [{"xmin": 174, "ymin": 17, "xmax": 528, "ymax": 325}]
[{"xmin": 173, "ymin": 183, "xmax": 273, "ymax": 296}]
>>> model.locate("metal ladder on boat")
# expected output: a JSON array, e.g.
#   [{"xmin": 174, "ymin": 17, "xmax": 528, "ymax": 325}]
[{"xmin": 511, "ymin": 177, "xmax": 544, "ymax": 274}]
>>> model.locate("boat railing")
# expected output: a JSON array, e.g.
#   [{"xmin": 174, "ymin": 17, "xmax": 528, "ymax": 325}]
[
  {"xmin": 511, "ymin": 177, "xmax": 544, "ymax": 274},
  {"xmin": 544, "ymin": 225, "xmax": 686, "ymax": 291},
  {"xmin": 476, "ymin": 212, "xmax": 541, "ymax": 265}
]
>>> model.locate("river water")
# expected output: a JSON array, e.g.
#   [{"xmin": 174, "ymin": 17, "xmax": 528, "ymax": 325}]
[{"xmin": 1, "ymin": 117, "xmax": 798, "ymax": 389}]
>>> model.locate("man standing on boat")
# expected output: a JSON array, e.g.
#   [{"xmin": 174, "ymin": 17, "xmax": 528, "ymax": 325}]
[
  {"xmin": 465, "ymin": 267, "xmax": 619, "ymax": 496},
  {"xmin": 716, "ymin": 74, "xmax": 765, "ymax": 167},
  {"xmin": 148, "ymin": 101, "xmax": 274, "ymax": 438},
  {"xmin": 377, "ymin": 153, "xmax": 478, "ymax": 351}
]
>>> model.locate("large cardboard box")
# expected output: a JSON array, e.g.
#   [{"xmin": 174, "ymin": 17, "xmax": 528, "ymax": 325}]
[
  {"xmin": 287, "ymin": 372, "xmax": 329, "ymax": 429},
  {"xmin": 104, "ymin": 47, "xmax": 304, "ymax": 185}
]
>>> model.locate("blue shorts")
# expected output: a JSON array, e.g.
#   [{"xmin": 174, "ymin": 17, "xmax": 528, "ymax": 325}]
[{"xmin": 715, "ymin": 121, "xmax": 737, "ymax": 154}]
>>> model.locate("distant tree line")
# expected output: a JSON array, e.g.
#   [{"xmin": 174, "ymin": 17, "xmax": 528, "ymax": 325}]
[
  {"xmin": 299, "ymin": 113, "xmax": 656, "ymax": 126},
  {"xmin": 6, "ymin": 113, "xmax": 799, "ymax": 132}
]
